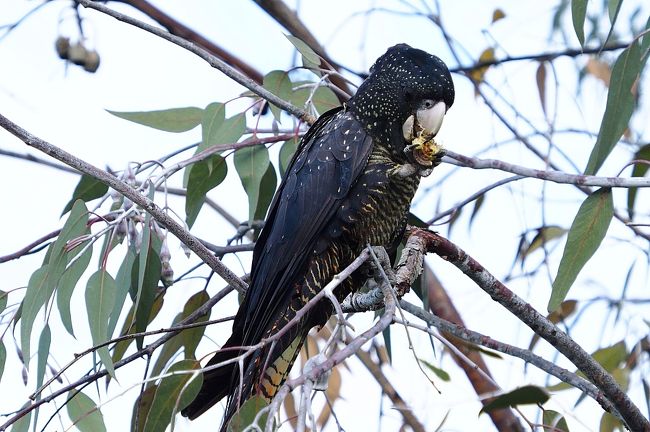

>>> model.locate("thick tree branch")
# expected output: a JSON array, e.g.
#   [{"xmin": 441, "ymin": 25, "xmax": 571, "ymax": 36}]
[
  {"xmin": 74, "ymin": 0, "xmax": 314, "ymax": 124},
  {"xmin": 0, "ymin": 112, "xmax": 247, "ymax": 294},
  {"xmin": 416, "ymin": 229, "xmax": 649, "ymax": 431}
]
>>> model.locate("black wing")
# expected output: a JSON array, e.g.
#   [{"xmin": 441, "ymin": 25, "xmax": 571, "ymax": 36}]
[{"xmin": 234, "ymin": 106, "xmax": 374, "ymax": 346}]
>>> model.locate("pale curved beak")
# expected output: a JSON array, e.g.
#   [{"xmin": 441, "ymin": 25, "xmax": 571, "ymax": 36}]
[
  {"xmin": 402, "ymin": 115, "xmax": 415, "ymax": 141},
  {"xmin": 416, "ymin": 101, "xmax": 446, "ymax": 137}
]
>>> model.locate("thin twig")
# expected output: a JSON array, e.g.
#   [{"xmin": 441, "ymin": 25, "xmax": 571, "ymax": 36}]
[{"xmin": 0, "ymin": 113, "xmax": 247, "ymax": 294}]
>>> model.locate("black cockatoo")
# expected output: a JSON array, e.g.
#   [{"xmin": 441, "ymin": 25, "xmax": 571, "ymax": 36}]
[{"xmin": 182, "ymin": 43, "xmax": 455, "ymax": 429}]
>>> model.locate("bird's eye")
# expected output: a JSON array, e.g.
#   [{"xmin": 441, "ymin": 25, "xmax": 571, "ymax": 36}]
[{"xmin": 423, "ymin": 100, "xmax": 433, "ymax": 109}]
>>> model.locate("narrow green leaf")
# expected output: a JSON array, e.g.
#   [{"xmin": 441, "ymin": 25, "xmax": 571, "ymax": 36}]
[
  {"xmin": 131, "ymin": 247, "xmax": 161, "ymax": 350},
  {"xmin": 543, "ymin": 410, "xmax": 570, "ymax": 431},
  {"xmin": 571, "ymin": 0, "xmax": 588, "ymax": 46},
  {"xmin": 549, "ymin": 189, "xmax": 613, "ymax": 312},
  {"xmin": 608, "ymin": 0, "xmax": 622, "ymax": 25},
  {"xmin": 107, "ymin": 107, "xmax": 203, "ymax": 133},
  {"xmin": 263, "ymin": 71, "xmax": 293, "ymax": 121},
  {"xmin": 480, "ymin": 385, "xmax": 549, "ymax": 414},
  {"xmin": 227, "ymin": 395, "xmax": 270, "ymax": 432},
  {"xmin": 85, "ymin": 270, "xmax": 117, "ymax": 378},
  {"xmin": 0, "ymin": 341, "xmax": 6, "ymax": 382},
  {"xmin": 627, "ymin": 144, "xmax": 650, "ymax": 219},
  {"xmin": 19, "ymin": 265, "xmax": 49, "ymax": 368},
  {"xmin": 234, "ymin": 145, "xmax": 271, "ymax": 222},
  {"xmin": 181, "ymin": 291, "xmax": 211, "ymax": 359},
  {"xmin": 108, "ymin": 248, "xmax": 135, "ymax": 339},
  {"xmin": 143, "ymin": 360, "xmax": 202, "ymax": 432},
  {"xmin": 253, "ymin": 164, "xmax": 277, "ymax": 222},
  {"xmin": 279, "ymin": 137, "xmax": 299, "ymax": 176},
  {"xmin": 35, "ymin": 324, "xmax": 51, "ymax": 396},
  {"xmin": 37, "ymin": 201, "xmax": 90, "ymax": 342},
  {"xmin": 11, "ymin": 403, "xmax": 32, "ymax": 432},
  {"xmin": 132, "ymin": 385, "xmax": 157, "ymax": 432},
  {"xmin": 0, "ymin": 290, "xmax": 7, "ymax": 314},
  {"xmin": 420, "ymin": 359, "xmax": 451, "ymax": 381},
  {"xmin": 585, "ymin": 43, "xmax": 642, "ymax": 175},
  {"xmin": 66, "ymin": 390, "xmax": 107, "ymax": 432},
  {"xmin": 285, "ymin": 35, "xmax": 320, "ymax": 65},
  {"xmin": 57, "ymin": 244, "xmax": 92, "ymax": 337},
  {"xmin": 185, "ymin": 154, "xmax": 228, "ymax": 228},
  {"xmin": 62, "ymin": 175, "xmax": 108, "ymax": 215},
  {"xmin": 149, "ymin": 317, "xmax": 184, "ymax": 383},
  {"xmin": 110, "ymin": 296, "xmax": 164, "ymax": 370}
]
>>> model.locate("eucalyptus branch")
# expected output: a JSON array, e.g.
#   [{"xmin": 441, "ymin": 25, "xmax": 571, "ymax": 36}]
[
  {"xmin": 74, "ymin": 0, "xmax": 314, "ymax": 124},
  {"xmin": 450, "ymin": 42, "xmax": 630, "ymax": 74},
  {"xmin": 0, "ymin": 112, "xmax": 247, "ymax": 294},
  {"xmin": 416, "ymin": 229, "xmax": 648, "ymax": 431},
  {"xmin": 398, "ymin": 300, "xmax": 618, "ymax": 418},
  {"xmin": 444, "ymin": 150, "xmax": 650, "ymax": 188}
]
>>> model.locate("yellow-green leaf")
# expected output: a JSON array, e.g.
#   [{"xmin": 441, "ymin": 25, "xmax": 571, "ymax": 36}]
[
  {"xmin": 66, "ymin": 390, "xmax": 107, "ymax": 432},
  {"xmin": 279, "ymin": 137, "xmax": 299, "ymax": 176},
  {"xmin": 549, "ymin": 189, "xmax": 613, "ymax": 312},
  {"xmin": 143, "ymin": 360, "xmax": 202, "ymax": 432},
  {"xmin": 543, "ymin": 409, "xmax": 570, "ymax": 431},
  {"xmin": 227, "ymin": 395, "xmax": 270, "ymax": 432}
]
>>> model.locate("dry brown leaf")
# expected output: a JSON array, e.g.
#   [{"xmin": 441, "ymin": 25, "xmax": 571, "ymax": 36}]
[
  {"xmin": 469, "ymin": 48, "xmax": 495, "ymax": 84},
  {"xmin": 283, "ymin": 391, "xmax": 299, "ymax": 430},
  {"xmin": 586, "ymin": 57, "xmax": 611, "ymax": 87},
  {"xmin": 492, "ymin": 8, "xmax": 506, "ymax": 23},
  {"xmin": 317, "ymin": 366, "xmax": 342, "ymax": 428}
]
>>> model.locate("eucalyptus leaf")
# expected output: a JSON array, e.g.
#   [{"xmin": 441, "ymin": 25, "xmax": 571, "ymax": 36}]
[
  {"xmin": 35, "ymin": 324, "xmax": 51, "ymax": 397},
  {"xmin": 62, "ymin": 175, "xmax": 108, "ymax": 215},
  {"xmin": 585, "ymin": 42, "xmax": 642, "ymax": 175},
  {"xmin": 143, "ymin": 360, "xmax": 202, "ymax": 432},
  {"xmin": 627, "ymin": 144, "xmax": 650, "ymax": 219},
  {"xmin": 234, "ymin": 145, "xmax": 271, "ymax": 222},
  {"xmin": 185, "ymin": 154, "xmax": 228, "ymax": 228},
  {"xmin": 66, "ymin": 390, "xmax": 107, "ymax": 432},
  {"xmin": 279, "ymin": 137, "xmax": 299, "ymax": 176},
  {"xmin": 57, "ymin": 243, "xmax": 92, "ymax": 337},
  {"xmin": 480, "ymin": 385, "xmax": 549, "ymax": 414},
  {"xmin": 107, "ymin": 107, "xmax": 203, "ymax": 133},
  {"xmin": 549, "ymin": 189, "xmax": 613, "ymax": 312},
  {"xmin": 85, "ymin": 270, "xmax": 117, "ymax": 378},
  {"xmin": 263, "ymin": 70, "xmax": 293, "ymax": 121},
  {"xmin": 571, "ymin": 0, "xmax": 588, "ymax": 46}
]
